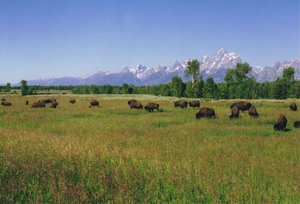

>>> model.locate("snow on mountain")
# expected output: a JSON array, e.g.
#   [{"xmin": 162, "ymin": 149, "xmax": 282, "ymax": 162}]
[
  {"xmin": 23, "ymin": 48, "xmax": 300, "ymax": 86},
  {"xmin": 251, "ymin": 58, "xmax": 300, "ymax": 82}
]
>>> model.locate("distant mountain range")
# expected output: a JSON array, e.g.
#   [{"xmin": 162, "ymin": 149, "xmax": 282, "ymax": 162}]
[{"xmin": 23, "ymin": 48, "xmax": 300, "ymax": 86}]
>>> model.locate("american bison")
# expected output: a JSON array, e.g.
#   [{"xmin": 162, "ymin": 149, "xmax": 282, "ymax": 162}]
[
  {"xmin": 189, "ymin": 101, "xmax": 200, "ymax": 108},
  {"xmin": 1, "ymin": 98, "xmax": 6, "ymax": 102},
  {"xmin": 129, "ymin": 101, "xmax": 143, "ymax": 109},
  {"xmin": 128, "ymin": 99, "xmax": 137, "ymax": 105},
  {"xmin": 144, "ymin": 102, "xmax": 159, "ymax": 112},
  {"xmin": 293, "ymin": 121, "xmax": 300, "ymax": 128},
  {"xmin": 70, "ymin": 99, "xmax": 76, "ymax": 104},
  {"xmin": 173, "ymin": 100, "xmax": 188, "ymax": 108},
  {"xmin": 273, "ymin": 114, "xmax": 288, "ymax": 131},
  {"xmin": 248, "ymin": 106, "xmax": 259, "ymax": 117},
  {"xmin": 230, "ymin": 101, "xmax": 252, "ymax": 111},
  {"xmin": 290, "ymin": 103, "xmax": 297, "ymax": 111},
  {"xmin": 32, "ymin": 101, "xmax": 46, "ymax": 108},
  {"xmin": 90, "ymin": 100, "xmax": 100, "ymax": 108},
  {"xmin": 1, "ymin": 101, "xmax": 11, "ymax": 106},
  {"xmin": 196, "ymin": 107, "xmax": 216, "ymax": 119},
  {"xmin": 229, "ymin": 106, "xmax": 239, "ymax": 119},
  {"xmin": 25, "ymin": 100, "xmax": 29, "ymax": 105},
  {"xmin": 40, "ymin": 98, "xmax": 56, "ymax": 104},
  {"xmin": 50, "ymin": 102, "xmax": 58, "ymax": 108}
]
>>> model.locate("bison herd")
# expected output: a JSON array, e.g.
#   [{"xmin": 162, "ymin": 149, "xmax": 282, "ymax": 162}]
[{"xmin": 0, "ymin": 97, "xmax": 299, "ymax": 132}]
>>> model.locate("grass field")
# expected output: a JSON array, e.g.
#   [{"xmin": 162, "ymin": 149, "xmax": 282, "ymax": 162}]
[{"xmin": 0, "ymin": 95, "xmax": 299, "ymax": 203}]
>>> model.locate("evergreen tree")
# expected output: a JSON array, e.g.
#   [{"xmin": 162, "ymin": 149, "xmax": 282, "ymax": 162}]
[
  {"xmin": 5, "ymin": 83, "xmax": 11, "ymax": 93},
  {"xmin": 272, "ymin": 78, "xmax": 287, "ymax": 99}
]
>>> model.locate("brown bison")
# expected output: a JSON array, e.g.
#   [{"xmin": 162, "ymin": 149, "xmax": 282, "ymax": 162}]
[
  {"xmin": 230, "ymin": 101, "xmax": 252, "ymax": 111},
  {"xmin": 50, "ymin": 102, "xmax": 58, "ymax": 108},
  {"xmin": 129, "ymin": 101, "xmax": 143, "ymax": 109},
  {"xmin": 293, "ymin": 121, "xmax": 300, "ymax": 128},
  {"xmin": 248, "ymin": 106, "xmax": 259, "ymax": 117},
  {"xmin": 173, "ymin": 100, "xmax": 188, "ymax": 108},
  {"xmin": 229, "ymin": 106, "xmax": 239, "ymax": 119},
  {"xmin": 40, "ymin": 98, "xmax": 56, "ymax": 104},
  {"xmin": 1, "ymin": 98, "xmax": 6, "ymax": 102},
  {"xmin": 32, "ymin": 101, "xmax": 46, "ymax": 108},
  {"xmin": 144, "ymin": 102, "xmax": 159, "ymax": 112},
  {"xmin": 290, "ymin": 103, "xmax": 297, "ymax": 111},
  {"xmin": 128, "ymin": 99, "xmax": 137, "ymax": 105},
  {"xmin": 189, "ymin": 101, "xmax": 200, "ymax": 108},
  {"xmin": 273, "ymin": 114, "xmax": 288, "ymax": 131},
  {"xmin": 25, "ymin": 100, "xmax": 29, "ymax": 105},
  {"xmin": 1, "ymin": 101, "xmax": 12, "ymax": 106},
  {"xmin": 196, "ymin": 107, "xmax": 216, "ymax": 119},
  {"xmin": 70, "ymin": 99, "xmax": 76, "ymax": 104},
  {"xmin": 90, "ymin": 100, "xmax": 100, "ymax": 108}
]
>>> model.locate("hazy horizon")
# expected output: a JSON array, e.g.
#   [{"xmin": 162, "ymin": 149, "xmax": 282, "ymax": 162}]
[{"xmin": 1, "ymin": 0, "xmax": 300, "ymax": 84}]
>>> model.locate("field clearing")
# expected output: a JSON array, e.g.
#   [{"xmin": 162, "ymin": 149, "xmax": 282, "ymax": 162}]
[{"xmin": 0, "ymin": 95, "xmax": 299, "ymax": 203}]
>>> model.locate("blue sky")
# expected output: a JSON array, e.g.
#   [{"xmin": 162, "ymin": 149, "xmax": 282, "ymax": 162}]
[{"xmin": 0, "ymin": 0, "xmax": 299, "ymax": 84}]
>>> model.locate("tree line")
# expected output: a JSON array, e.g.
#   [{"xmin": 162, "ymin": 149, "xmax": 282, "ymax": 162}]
[{"xmin": 3, "ymin": 61, "xmax": 300, "ymax": 99}]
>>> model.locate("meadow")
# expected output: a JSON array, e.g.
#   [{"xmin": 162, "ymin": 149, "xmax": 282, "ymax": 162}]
[{"xmin": 0, "ymin": 94, "xmax": 299, "ymax": 203}]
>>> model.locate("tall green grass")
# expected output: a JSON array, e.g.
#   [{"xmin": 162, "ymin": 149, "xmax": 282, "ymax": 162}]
[{"xmin": 0, "ymin": 95, "xmax": 299, "ymax": 203}]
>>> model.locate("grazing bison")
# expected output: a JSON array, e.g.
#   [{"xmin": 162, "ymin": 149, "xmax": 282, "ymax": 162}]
[
  {"xmin": 196, "ymin": 107, "xmax": 216, "ymax": 119},
  {"xmin": 70, "ymin": 99, "xmax": 76, "ymax": 104},
  {"xmin": 290, "ymin": 103, "xmax": 297, "ymax": 111},
  {"xmin": 32, "ymin": 101, "xmax": 46, "ymax": 108},
  {"xmin": 1, "ymin": 98, "xmax": 6, "ymax": 102},
  {"xmin": 50, "ymin": 102, "xmax": 58, "ymax": 108},
  {"xmin": 293, "ymin": 121, "xmax": 300, "ymax": 128},
  {"xmin": 40, "ymin": 98, "xmax": 56, "ymax": 104},
  {"xmin": 248, "ymin": 106, "xmax": 259, "ymax": 117},
  {"xmin": 1, "ymin": 101, "xmax": 12, "ymax": 106},
  {"xmin": 144, "ymin": 102, "xmax": 160, "ymax": 112},
  {"xmin": 128, "ymin": 99, "xmax": 137, "ymax": 105},
  {"xmin": 189, "ymin": 101, "xmax": 200, "ymax": 108},
  {"xmin": 229, "ymin": 106, "xmax": 239, "ymax": 119},
  {"xmin": 129, "ymin": 101, "xmax": 143, "ymax": 109},
  {"xmin": 25, "ymin": 100, "xmax": 29, "ymax": 105},
  {"xmin": 90, "ymin": 100, "xmax": 100, "ymax": 108},
  {"xmin": 273, "ymin": 114, "xmax": 288, "ymax": 131},
  {"xmin": 173, "ymin": 100, "xmax": 188, "ymax": 108},
  {"xmin": 230, "ymin": 101, "xmax": 252, "ymax": 111}
]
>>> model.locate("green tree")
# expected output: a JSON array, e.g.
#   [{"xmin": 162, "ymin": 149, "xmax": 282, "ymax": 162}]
[
  {"xmin": 171, "ymin": 76, "xmax": 185, "ymax": 97},
  {"xmin": 203, "ymin": 77, "xmax": 219, "ymax": 99},
  {"xmin": 272, "ymin": 78, "xmax": 287, "ymax": 99},
  {"xmin": 20, "ymin": 80, "xmax": 29, "ymax": 96},
  {"xmin": 282, "ymin": 67, "xmax": 295, "ymax": 98},
  {"xmin": 5, "ymin": 83, "xmax": 11, "ymax": 92},
  {"xmin": 185, "ymin": 60, "xmax": 200, "ymax": 86},
  {"xmin": 224, "ymin": 62, "xmax": 252, "ymax": 98}
]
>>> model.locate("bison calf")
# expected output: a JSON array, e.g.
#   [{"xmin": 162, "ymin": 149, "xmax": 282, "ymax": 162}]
[
  {"xmin": 229, "ymin": 106, "xmax": 239, "ymax": 119},
  {"xmin": 248, "ymin": 106, "xmax": 259, "ymax": 117},
  {"xmin": 273, "ymin": 114, "xmax": 288, "ymax": 131},
  {"xmin": 25, "ymin": 100, "xmax": 29, "ymax": 105},
  {"xmin": 290, "ymin": 103, "xmax": 297, "ymax": 111},
  {"xmin": 70, "ymin": 99, "xmax": 76, "ymax": 104},
  {"xmin": 196, "ymin": 107, "xmax": 216, "ymax": 119},
  {"xmin": 145, "ymin": 102, "xmax": 159, "ymax": 112}
]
